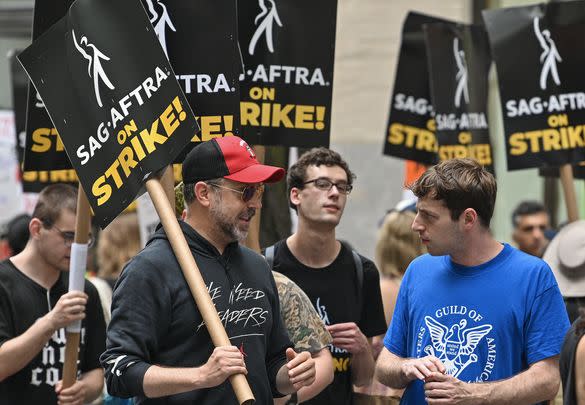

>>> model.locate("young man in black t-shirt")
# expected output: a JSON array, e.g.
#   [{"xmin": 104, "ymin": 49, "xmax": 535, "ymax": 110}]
[
  {"xmin": 269, "ymin": 148, "xmax": 387, "ymax": 405},
  {"xmin": 0, "ymin": 184, "xmax": 106, "ymax": 405}
]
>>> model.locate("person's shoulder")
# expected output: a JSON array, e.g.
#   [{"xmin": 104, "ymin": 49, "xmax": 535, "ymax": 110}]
[
  {"xmin": 0, "ymin": 259, "xmax": 19, "ymax": 287},
  {"xmin": 505, "ymin": 244, "xmax": 554, "ymax": 275},
  {"xmin": 239, "ymin": 243, "xmax": 271, "ymax": 268}
]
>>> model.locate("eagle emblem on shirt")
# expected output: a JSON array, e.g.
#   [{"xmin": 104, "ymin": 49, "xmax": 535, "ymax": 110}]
[{"xmin": 423, "ymin": 316, "xmax": 492, "ymax": 378}]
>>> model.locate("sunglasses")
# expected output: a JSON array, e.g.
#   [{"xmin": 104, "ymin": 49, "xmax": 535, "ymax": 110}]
[{"xmin": 207, "ymin": 182, "xmax": 265, "ymax": 202}]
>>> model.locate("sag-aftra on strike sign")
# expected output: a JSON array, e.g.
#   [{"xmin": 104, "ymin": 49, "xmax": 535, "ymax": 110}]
[
  {"xmin": 19, "ymin": 0, "xmax": 198, "ymax": 228},
  {"xmin": 484, "ymin": 1, "xmax": 585, "ymax": 170}
]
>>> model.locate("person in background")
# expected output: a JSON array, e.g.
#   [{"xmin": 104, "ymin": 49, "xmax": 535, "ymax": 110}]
[
  {"xmin": 265, "ymin": 147, "xmax": 387, "ymax": 405},
  {"xmin": 560, "ymin": 307, "xmax": 585, "ymax": 405},
  {"xmin": 354, "ymin": 209, "xmax": 425, "ymax": 405},
  {"xmin": 543, "ymin": 220, "xmax": 585, "ymax": 324},
  {"xmin": 511, "ymin": 200, "xmax": 550, "ymax": 258},
  {"xmin": 0, "ymin": 184, "xmax": 106, "ymax": 405},
  {"xmin": 91, "ymin": 212, "xmax": 141, "ymax": 325},
  {"xmin": 2, "ymin": 213, "xmax": 32, "ymax": 257},
  {"xmin": 375, "ymin": 158, "xmax": 569, "ymax": 404}
]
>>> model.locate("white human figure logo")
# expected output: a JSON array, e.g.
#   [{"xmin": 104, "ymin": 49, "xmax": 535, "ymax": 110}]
[
  {"xmin": 35, "ymin": 91, "xmax": 45, "ymax": 108},
  {"xmin": 145, "ymin": 0, "xmax": 176, "ymax": 59},
  {"xmin": 72, "ymin": 29, "xmax": 115, "ymax": 108},
  {"xmin": 453, "ymin": 38, "xmax": 469, "ymax": 108},
  {"xmin": 248, "ymin": 0, "xmax": 283, "ymax": 55},
  {"xmin": 534, "ymin": 17, "xmax": 562, "ymax": 90}
]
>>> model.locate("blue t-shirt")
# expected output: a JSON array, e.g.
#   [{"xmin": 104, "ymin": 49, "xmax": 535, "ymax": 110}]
[{"xmin": 384, "ymin": 243, "xmax": 569, "ymax": 404}]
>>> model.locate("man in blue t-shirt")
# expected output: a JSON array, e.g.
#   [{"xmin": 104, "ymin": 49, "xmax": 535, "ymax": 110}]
[{"xmin": 375, "ymin": 158, "xmax": 569, "ymax": 404}]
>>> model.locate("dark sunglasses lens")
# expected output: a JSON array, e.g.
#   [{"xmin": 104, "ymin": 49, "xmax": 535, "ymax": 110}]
[{"xmin": 242, "ymin": 186, "xmax": 256, "ymax": 202}]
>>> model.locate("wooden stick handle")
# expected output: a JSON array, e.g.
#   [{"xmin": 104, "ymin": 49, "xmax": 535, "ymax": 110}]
[
  {"xmin": 560, "ymin": 164, "xmax": 579, "ymax": 223},
  {"xmin": 62, "ymin": 186, "xmax": 92, "ymax": 388},
  {"xmin": 145, "ymin": 178, "xmax": 255, "ymax": 405}
]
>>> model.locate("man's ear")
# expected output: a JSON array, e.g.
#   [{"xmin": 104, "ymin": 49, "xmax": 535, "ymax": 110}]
[
  {"xmin": 29, "ymin": 218, "xmax": 43, "ymax": 239},
  {"xmin": 290, "ymin": 187, "xmax": 301, "ymax": 210},
  {"xmin": 462, "ymin": 208, "xmax": 478, "ymax": 229},
  {"xmin": 194, "ymin": 182, "xmax": 213, "ymax": 207}
]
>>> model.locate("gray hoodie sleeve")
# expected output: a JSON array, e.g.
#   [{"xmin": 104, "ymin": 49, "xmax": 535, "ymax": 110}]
[{"xmin": 100, "ymin": 255, "xmax": 171, "ymax": 398}]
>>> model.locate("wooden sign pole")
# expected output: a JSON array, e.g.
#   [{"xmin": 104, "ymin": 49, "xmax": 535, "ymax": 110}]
[
  {"xmin": 62, "ymin": 186, "xmax": 92, "ymax": 388},
  {"xmin": 145, "ymin": 178, "xmax": 255, "ymax": 405},
  {"xmin": 559, "ymin": 164, "xmax": 579, "ymax": 223}
]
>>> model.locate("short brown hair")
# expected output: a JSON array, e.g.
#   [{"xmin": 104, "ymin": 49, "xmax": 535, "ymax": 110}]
[
  {"xmin": 32, "ymin": 184, "xmax": 78, "ymax": 226},
  {"xmin": 410, "ymin": 158, "xmax": 497, "ymax": 228},
  {"xmin": 287, "ymin": 148, "xmax": 356, "ymax": 211}
]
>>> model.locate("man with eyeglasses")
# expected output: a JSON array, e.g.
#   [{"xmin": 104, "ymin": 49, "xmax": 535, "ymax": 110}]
[
  {"xmin": 0, "ymin": 184, "xmax": 106, "ymax": 405},
  {"xmin": 102, "ymin": 136, "xmax": 316, "ymax": 404},
  {"xmin": 265, "ymin": 147, "xmax": 387, "ymax": 405}
]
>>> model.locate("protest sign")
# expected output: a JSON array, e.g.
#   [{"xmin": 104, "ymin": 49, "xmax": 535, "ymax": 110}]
[
  {"xmin": 9, "ymin": 49, "xmax": 79, "ymax": 192},
  {"xmin": 22, "ymin": 0, "xmax": 74, "ymax": 172},
  {"xmin": 141, "ymin": 0, "xmax": 240, "ymax": 159},
  {"xmin": 238, "ymin": 0, "xmax": 337, "ymax": 147},
  {"xmin": 19, "ymin": 0, "xmax": 199, "ymax": 229},
  {"xmin": 483, "ymin": 1, "xmax": 585, "ymax": 171},
  {"xmin": 424, "ymin": 22, "xmax": 494, "ymax": 174},
  {"xmin": 383, "ymin": 12, "xmax": 453, "ymax": 165}
]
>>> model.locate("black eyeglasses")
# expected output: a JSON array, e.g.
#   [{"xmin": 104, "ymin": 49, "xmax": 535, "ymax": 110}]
[
  {"xmin": 303, "ymin": 178, "xmax": 353, "ymax": 195},
  {"xmin": 207, "ymin": 182, "xmax": 265, "ymax": 202},
  {"xmin": 43, "ymin": 222, "xmax": 94, "ymax": 247}
]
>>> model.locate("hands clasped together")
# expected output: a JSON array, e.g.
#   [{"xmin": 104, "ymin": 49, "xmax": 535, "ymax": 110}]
[{"xmin": 402, "ymin": 355, "xmax": 476, "ymax": 405}]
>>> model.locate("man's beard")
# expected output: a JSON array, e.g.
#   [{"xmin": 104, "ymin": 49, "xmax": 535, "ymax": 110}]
[{"xmin": 209, "ymin": 193, "xmax": 255, "ymax": 242}]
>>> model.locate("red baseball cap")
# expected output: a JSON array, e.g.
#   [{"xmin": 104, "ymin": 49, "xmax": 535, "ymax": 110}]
[{"xmin": 182, "ymin": 136, "xmax": 285, "ymax": 184}]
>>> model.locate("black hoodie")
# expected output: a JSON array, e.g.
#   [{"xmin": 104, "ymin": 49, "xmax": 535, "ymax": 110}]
[{"xmin": 100, "ymin": 221, "xmax": 292, "ymax": 404}]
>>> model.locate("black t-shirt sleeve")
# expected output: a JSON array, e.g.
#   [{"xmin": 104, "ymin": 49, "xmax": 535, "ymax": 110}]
[
  {"xmin": 358, "ymin": 258, "xmax": 387, "ymax": 338},
  {"xmin": 80, "ymin": 280, "xmax": 106, "ymax": 373}
]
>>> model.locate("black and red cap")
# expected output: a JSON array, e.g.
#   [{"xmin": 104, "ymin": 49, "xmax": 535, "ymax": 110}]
[{"xmin": 181, "ymin": 136, "xmax": 285, "ymax": 184}]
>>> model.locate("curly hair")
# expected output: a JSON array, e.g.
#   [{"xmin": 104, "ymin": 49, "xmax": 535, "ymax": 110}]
[
  {"xmin": 287, "ymin": 147, "xmax": 356, "ymax": 211},
  {"xmin": 376, "ymin": 210, "xmax": 425, "ymax": 279}
]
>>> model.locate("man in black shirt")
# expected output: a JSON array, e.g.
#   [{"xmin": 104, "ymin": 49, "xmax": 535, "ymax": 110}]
[
  {"xmin": 0, "ymin": 184, "xmax": 106, "ymax": 404},
  {"xmin": 101, "ymin": 136, "xmax": 316, "ymax": 404},
  {"xmin": 268, "ymin": 148, "xmax": 387, "ymax": 405}
]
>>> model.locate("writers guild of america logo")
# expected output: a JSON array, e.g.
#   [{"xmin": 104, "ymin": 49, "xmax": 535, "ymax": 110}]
[
  {"xmin": 145, "ymin": 0, "xmax": 176, "ymax": 60},
  {"xmin": 533, "ymin": 17, "xmax": 562, "ymax": 91},
  {"xmin": 453, "ymin": 38, "xmax": 469, "ymax": 108},
  {"xmin": 248, "ymin": 0, "xmax": 282, "ymax": 56},
  {"xmin": 72, "ymin": 29, "xmax": 115, "ymax": 108},
  {"xmin": 423, "ymin": 315, "xmax": 492, "ymax": 379}
]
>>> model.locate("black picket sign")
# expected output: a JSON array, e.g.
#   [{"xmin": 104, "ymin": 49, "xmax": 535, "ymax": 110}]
[
  {"xmin": 140, "ymin": 0, "xmax": 241, "ymax": 162},
  {"xmin": 238, "ymin": 0, "xmax": 337, "ymax": 147},
  {"xmin": 483, "ymin": 1, "xmax": 585, "ymax": 171},
  {"xmin": 424, "ymin": 22, "xmax": 495, "ymax": 175},
  {"xmin": 19, "ymin": 0, "xmax": 199, "ymax": 228},
  {"xmin": 22, "ymin": 0, "xmax": 74, "ymax": 172},
  {"xmin": 383, "ymin": 12, "xmax": 454, "ymax": 165},
  {"xmin": 9, "ymin": 49, "xmax": 79, "ymax": 192}
]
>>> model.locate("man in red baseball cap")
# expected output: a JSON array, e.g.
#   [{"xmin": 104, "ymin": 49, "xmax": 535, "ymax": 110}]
[{"xmin": 102, "ymin": 136, "xmax": 316, "ymax": 404}]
